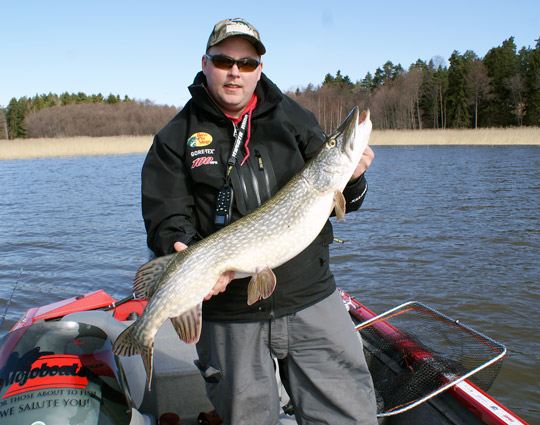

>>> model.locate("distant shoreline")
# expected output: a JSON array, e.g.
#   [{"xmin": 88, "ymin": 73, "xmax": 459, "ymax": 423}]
[{"xmin": 1, "ymin": 128, "xmax": 539, "ymax": 160}]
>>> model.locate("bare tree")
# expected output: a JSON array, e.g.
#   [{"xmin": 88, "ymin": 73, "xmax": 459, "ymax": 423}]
[
  {"xmin": 504, "ymin": 74, "xmax": 526, "ymax": 127},
  {"xmin": 466, "ymin": 60, "xmax": 492, "ymax": 129},
  {"xmin": 370, "ymin": 83, "xmax": 399, "ymax": 129},
  {"xmin": 400, "ymin": 68, "xmax": 424, "ymax": 129},
  {"xmin": 290, "ymin": 83, "xmax": 368, "ymax": 133},
  {"xmin": 367, "ymin": 69, "xmax": 423, "ymax": 130},
  {"xmin": 25, "ymin": 102, "xmax": 179, "ymax": 138}
]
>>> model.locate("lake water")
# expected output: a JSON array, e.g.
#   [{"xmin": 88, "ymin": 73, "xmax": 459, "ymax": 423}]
[{"xmin": 0, "ymin": 146, "xmax": 538, "ymax": 422}]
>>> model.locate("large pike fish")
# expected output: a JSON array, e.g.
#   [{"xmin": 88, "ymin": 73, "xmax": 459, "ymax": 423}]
[{"xmin": 113, "ymin": 107, "xmax": 372, "ymax": 388}]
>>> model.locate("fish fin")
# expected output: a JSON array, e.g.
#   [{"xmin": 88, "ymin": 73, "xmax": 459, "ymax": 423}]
[
  {"xmin": 334, "ymin": 190, "xmax": 346, "ymax": 221},
  {"xmin": 141, "ymin": 344, "xmax": 155, "ymax": 391},
  {"xmin": 170, "ymin": 304, "xmax": 202, "ymax": 344},
  {"xmin": 133, "ymin": 254, "xmax": 175, "ymax": 299},
  {"xmin": 247, "ymin": 266, "xmax": 277, "ymax": 306},
  {"xmin": 113, "ymin": 323, "xmax": 141, "ymax": 356}
]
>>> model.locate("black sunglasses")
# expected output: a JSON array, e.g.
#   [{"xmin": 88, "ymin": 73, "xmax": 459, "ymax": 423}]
[{"xmin": 205, "ymin": 54, "xmax": 261, "ymax": 72}]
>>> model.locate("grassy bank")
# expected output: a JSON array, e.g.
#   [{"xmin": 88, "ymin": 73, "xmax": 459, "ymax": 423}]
[{"xmin": 1, "ymin": 127, "xmax": 539, "ymax": 160}]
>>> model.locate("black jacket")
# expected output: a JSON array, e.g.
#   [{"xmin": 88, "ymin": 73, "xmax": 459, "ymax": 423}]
[{"xmin": 141, "ymin": 72, "xmax": 368, "ymax": 321}]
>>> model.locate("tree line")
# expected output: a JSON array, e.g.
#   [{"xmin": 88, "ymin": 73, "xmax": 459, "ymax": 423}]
[
  {"xmin": 0, "ymin": 92, "xmax": 178, "ymax": 139},
  {"xmin": 290, "ymin": 36, "xmax": 540, "ymax": 132},
  {"xmin": 1, "ymin": 36, "xmax": 538, "ymax": 139}
]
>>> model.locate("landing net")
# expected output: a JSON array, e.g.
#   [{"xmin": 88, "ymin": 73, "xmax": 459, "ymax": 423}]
[{"xmin": 355, "ymin": 301, "xmax": 506, "ymax": 416}]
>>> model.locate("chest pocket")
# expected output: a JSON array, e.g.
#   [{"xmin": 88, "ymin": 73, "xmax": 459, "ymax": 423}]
[{"xmin": 229, "ymin": 145, "xmax": 278, "ymax": 215}]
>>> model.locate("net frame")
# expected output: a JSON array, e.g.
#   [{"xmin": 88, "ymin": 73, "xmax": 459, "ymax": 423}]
[{"xmin": 354, "ymin": 301, "xmax": 506, "ymax": 417}]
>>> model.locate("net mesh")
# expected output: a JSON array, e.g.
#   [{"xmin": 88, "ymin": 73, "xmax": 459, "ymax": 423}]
[{"xmin": 357, "ymin": 302, "xmax": 505, "ymax": 415}]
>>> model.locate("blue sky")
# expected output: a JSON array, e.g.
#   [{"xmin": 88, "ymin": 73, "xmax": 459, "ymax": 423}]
[{"xmin": 2, "ymin": 0, "xmax": 538, "ymax": 108}]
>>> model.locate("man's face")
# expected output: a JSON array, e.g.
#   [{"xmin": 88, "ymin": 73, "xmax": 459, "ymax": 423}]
[{"xmin": 202, "ymin": 37, "xmax": 262, "ymax": 118}]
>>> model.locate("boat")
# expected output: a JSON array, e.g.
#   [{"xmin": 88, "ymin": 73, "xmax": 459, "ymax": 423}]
[{"xmin": 0, "ymin": 288, "xmax": 528, "ymax": 425}]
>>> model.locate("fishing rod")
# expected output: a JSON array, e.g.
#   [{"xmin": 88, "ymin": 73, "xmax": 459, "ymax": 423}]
[
  {"xmin": 103, "ymin": 293, "xmax": 137, "ymax": 311},
  {"xmin": 0, "ymin": 268, "xmax": 23, "ymax": 330}
]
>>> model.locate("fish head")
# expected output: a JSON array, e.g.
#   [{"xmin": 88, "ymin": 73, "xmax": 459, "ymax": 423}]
[{"xmin": 304, "ymin": 107, "xmax": 372, "ymax": 193}]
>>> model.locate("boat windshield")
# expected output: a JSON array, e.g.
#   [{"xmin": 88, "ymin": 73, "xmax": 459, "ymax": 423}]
[{"xmin": 0, "ymin": 321, "xmax": 132, "ymax": 425}]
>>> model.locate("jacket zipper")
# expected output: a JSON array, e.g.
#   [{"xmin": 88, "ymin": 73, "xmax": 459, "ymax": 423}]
[
  {"xmin": 246, "ymin": 159, "xmax": 262, "ymax": 206},
  {"xmin": 255, "ymin": 148, "xmax": 264, "ymax": 170},
  {"xmin": 254, "ymin": 148, "xmax": 273, "ymax": 201}
]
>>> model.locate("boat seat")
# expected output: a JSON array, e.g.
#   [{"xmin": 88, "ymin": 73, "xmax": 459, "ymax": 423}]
[
  {"xmin": 34, "ymin": 325, "xmax": 83, "ymax": 353},
  {"xmin": 61, "ymin": 310, "xmax": 147, "ymax": 409}
]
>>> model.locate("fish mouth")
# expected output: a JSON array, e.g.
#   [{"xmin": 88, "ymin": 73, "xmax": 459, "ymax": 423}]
[
  {"xmin": 327, "ymin": 107, "xmax": 371, "ymax": 159},
  {"xmin": 327, "ymin": 106, "xmax": 359, "ymax": 156}
]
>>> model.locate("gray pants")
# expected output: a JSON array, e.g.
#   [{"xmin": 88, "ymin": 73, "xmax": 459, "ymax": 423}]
[{"xmin": 195, "ymin": 290, "xmax": 378, "ymax": 425}]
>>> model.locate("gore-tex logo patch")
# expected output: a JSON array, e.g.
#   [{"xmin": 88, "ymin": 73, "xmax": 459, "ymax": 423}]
[
  {"xmin": 191, "ymin": 157, "xmax": 218, "ymax": 169},
  {"xmin": 191, "ymin": 148, "xmax": 215, "ymax": 157}
]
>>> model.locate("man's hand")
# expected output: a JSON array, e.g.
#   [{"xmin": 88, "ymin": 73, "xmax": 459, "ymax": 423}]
[
  {"xmin": 174, "ymin": 241, "xmax": 234, "ymax": 300},
  {"xmin": 173, "ymin": 241, "xmax": 189, "ymax": 252},
  {"xmin": 350, "ymin": 145, "xmax": 375, "ymax": 180}
]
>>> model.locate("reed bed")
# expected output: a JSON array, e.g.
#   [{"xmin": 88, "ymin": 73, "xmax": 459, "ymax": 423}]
[
  {"xmin": 1, "ymin": 128, "xmax": 538, "ymax": 160},
  {"xmin": 371, "ymin": 127, "xmax": 540, "ymax": 146},
  {"xmin": 0, "ymin": 136, "xmax": 154, "ymax": 160}
]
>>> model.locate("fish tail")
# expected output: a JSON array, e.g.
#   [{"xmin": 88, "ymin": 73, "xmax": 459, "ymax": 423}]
[
  {"xmin": 113, "ymin": 324, "xmax": 155, "ymax": 390},
  {"xmin": 141, "ymin": 345, "xmax": 155, "ymax": 391}
]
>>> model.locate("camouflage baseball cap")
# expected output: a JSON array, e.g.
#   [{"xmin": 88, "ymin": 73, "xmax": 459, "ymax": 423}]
[{"xmin": 206, "ymin": 18, "xmax": 266, "ymax": 55}]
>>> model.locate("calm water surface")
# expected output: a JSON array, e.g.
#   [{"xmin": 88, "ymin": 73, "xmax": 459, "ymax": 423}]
[{"xmin": 0, "ymin": 146, "xmax": 538, "ymax": 422}]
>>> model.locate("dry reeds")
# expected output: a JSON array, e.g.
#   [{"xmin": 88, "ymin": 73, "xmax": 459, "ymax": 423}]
[
  {"xmin": 370, "ymin": 127, "xmax": 540, "ymax": 145},
  {"xmin": 1, "ymin": 127, "xmax": 538, "ymax": 161},
  {"xmin": 0, "ymin": 136, "xmax": 153, "ymax": 160}
]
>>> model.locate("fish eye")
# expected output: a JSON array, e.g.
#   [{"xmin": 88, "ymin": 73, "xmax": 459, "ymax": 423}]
[{"xmin": 327, "ymin": 139, "xmax": 337, "ymax": 147}]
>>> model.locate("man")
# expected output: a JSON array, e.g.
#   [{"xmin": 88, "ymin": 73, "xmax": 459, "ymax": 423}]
[{"xmin": 142, "ymin": 18, "xmax": 377, "ymax": 425}]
